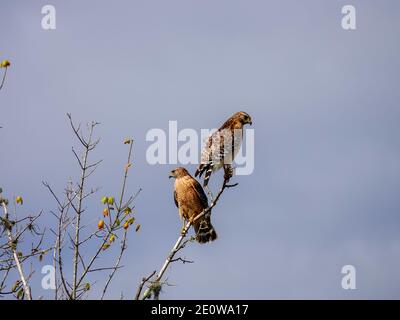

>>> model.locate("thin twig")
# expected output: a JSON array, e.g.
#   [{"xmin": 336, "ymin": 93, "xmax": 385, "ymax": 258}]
[
  {"xmin": 0, "ymin": 67, "xmax": 8, "ymax": 91},
  {"xmin": 170, "ymin": 257, "xmax": 194, "ymax": 264},
  {"xmin": 135, "ymin": 270, "xmax": 156, "ymax": 300},
  {"xmin": 100, "ymin": 231, "xmax": 127, "ymax": 299}
]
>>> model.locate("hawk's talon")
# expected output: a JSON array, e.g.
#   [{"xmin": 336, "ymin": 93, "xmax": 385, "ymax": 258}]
[
  {"xmin": 223, "ymin": 165, "xmax": 234, "ymax": 181},
  {"xmin": 180, "ymin": 218, "xmax": 187, "ymax": 235},
  {"xmin": 180, "ymin": 226, "xmax": 186, "ymax": 235}
]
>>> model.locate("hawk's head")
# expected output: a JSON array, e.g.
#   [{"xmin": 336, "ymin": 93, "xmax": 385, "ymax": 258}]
[
  {"xmin": 169, "ymin": 167, "xmax": 190, "ymax": 179},
  {"xmin": 234, "ymin": 111, "xmax": 252, "ymax": 126}
]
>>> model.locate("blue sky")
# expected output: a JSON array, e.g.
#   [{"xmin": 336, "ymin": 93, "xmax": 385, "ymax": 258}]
[{"xmin": 1, "ymin": 0, "xmax": 400, "ymax": 299}]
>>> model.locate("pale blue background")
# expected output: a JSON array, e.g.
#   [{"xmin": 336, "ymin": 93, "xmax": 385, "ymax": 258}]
[{"xmin": 1, "ymin": 0, "xmax": 400, "ymax": 299}]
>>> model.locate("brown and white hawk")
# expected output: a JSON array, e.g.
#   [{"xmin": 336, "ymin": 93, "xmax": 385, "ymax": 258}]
[
  {"xmin": 195, "ymin": 111, "xmax": 252, "ymax": 187},
  {"xmin": 169, "ymin": 167, "xmax": 217, "ymax": 244}
]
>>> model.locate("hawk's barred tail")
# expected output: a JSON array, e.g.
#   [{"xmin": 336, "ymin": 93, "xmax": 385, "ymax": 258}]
[
  {"xmin": 195, "ymin": 164, "xmax": 212, "ymax": 187},
  {"xmin": 194, "ymin": 219, "xmax": 217, "ymax": 244},
  {"xmin": 194, "ymin": 166, "xmax": 202, "ymax": 178},
  {"xmin": 195, "ymin": 164, "xmax": 207, "ymax": 178}
]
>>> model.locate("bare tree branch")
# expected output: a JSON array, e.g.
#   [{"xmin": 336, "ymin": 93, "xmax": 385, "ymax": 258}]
[
  {"xmin": 135, "ymin": 270, "xmax": 156, "ymax": 300},
  {"xmin": 1, "ymin": 202, "xmax": 32, "ymax": 300},
  {"xmin": 139, "ymin": 175, "xmax": 237, "ymax": 300},
  {"xmin": 67, "ymin": 115, "xmax": 99, "ymax": 299}
]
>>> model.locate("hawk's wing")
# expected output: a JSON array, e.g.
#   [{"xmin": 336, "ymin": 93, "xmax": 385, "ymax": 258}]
[
  {"xmin": 174, "ymin": 177, "xmax": 208, "ymax": 208},
  {"xmin": 189, "ymin": 177, "xmax": 209, "ymax": 208},
  {"xmin": 173, "ymin": 189, "xmax": 178, "ymax": 208},
  {"xmin": 174, "ymin": 173, "xmax": 217, "ymax": 244}
]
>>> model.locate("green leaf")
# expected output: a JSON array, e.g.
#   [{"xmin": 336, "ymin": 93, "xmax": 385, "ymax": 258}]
[
  {"xmin": 12, "ymin": 280, "xmax": 21, "ymax": 292},
  {"xmin": 101, "ymin": 196, "xmax": 108, "ymax": 204},
  {"xmin": 17, "ymin": 288, "xmax": 24, "ymax": 300}
]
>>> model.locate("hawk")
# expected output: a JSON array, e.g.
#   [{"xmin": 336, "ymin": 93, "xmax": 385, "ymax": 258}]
[
  {"xmin": 169, "ymin": 167, "xmax": 217, "ymax": 244},
  {"xmin": 195, "ymin": 111, "xmax": 252, "ymax": 187}
]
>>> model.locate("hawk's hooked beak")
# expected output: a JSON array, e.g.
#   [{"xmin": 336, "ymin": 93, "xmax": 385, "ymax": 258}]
[
  {"xmin": 248, "ymin": 118, "xmax": 253, "ymax": 125},
  {"xmin": 169, "ymin": 173, "xmax": 174, "ymax": 179}
]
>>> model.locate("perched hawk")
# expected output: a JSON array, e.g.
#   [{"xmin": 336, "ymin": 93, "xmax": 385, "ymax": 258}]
[
  {"xmin": 169, "ymin": 167, "xmax": 217, "ymax": 244},
  {"xmin": 195, "ymin": 111, "xmax": 252, "ymax": 187}
]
